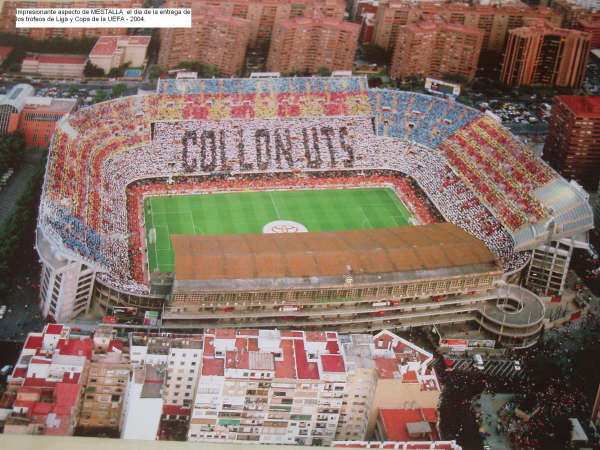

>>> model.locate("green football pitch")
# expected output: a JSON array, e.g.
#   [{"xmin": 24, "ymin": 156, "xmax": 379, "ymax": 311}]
[{"xmin": 144, "ymin": 187, "xmax": 414, "ymax": 274}]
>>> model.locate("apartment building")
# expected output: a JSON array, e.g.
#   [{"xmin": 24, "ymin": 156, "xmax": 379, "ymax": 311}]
[
  {"xmin": 543, "ymin": 95, "xmax": 600, "ymax": 191},
  {"xmin": 18, "ymin": 97, "xmax": 77, "ymax": 148},
  {"xmin": 89, "ymin": 36, "xmax": 151, "ymax": 75},
  {"xmin": 78, "ymin": 343, "xmax": 129, "ymax": 435},
  {"xmin": 266, "ymin": 14, "xmax": 360, "ymax": 74},
  {"xmin": 335, "ymin": 330, "xmax": 440, "ymax": 441},
  {"xmin": 500, "ymin": 19, "xmax": 591, "ymax": 88},
  {"xmin": 390, "ymin": 20, "xmax": 484, "ymax": 81},
  {"xmin": 3, "ymin": 324, "xmax": 93, "ymax": 436},
  {"xmin": 188, "ymin": 329, "xmax": 346, "ymax": 446},
  {"xmin": 552, "ymin": 0, "xmax": 600, "ymax": 28},
  {"xmin": 191, "ymin": 0, "xmax": 346, "ymax": 49},
  {"xmin": 158, "ymin": 6, "xmax": 250, "ymax": 74},
  {"xmin": 0, "ymin": 84, "xmax": 76, "ymax": 148},
  {"xmin": 577, "ymin": 18, "xmax": 600, "ymax": 47},
  {"xmin": 123, "ymin": 333, "xmax": 203, "ymax": 440},
  {"xmin": 372, "ymin": 1, "xmax": 561, "ymax": 53},
  {"xmin": 0, "ymin": 0, "xmax": 138, "ymax": 39}
]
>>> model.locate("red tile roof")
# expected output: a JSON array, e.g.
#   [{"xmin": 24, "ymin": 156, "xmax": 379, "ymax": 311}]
[
  {"xmin": 202, "ymin": 357, "xmax": 224, "ymax": 376},
  {"xmin": 402, "ymin": 370, "xmax": 418, "ymax": 383},
  {"xmin": 24, "ymin": 335, "xmax": 43, "ymax": 350},
  {"xmin": 54, "ymin": 383, "xmax": 80, "ymax": 407},
  {"xmin": 204, "ymin": 336, "xmax": 215, "ymax": 356},
  {"xmin": 38, "ymin": 55, "xmax": 86, "ymax": 65},
  {"xmin": 12, "ymin": 367, "xmax": 27, "ymax": 378},
  {"xmin": 326, "ymin": 340, "xmax": 340, "ymax": 354},
  {"xmin": 375, "ymin": 358, "xmax": 398, "ymax": 379},
  {"xmin": 45, "ymin": 324, "xmax": 64, "ymax": 335},
  {"xmin": 56, "ymin": 338, "xmax": 93, "ymax": 359},
  {"xmin": 23, "ymin": 378, "xmax": 57, "ymax": 389},
  {"xmin": 216, "ymin": 328, "xmax": 236, "ymax": 339},
  {"xmin": 90, "ymin": 36, "xmax": 118, "ymax": 56},
  {"xmin": 305, "ymin": 331, "xmax": 326, "ymax": 342},
  {"xmin": 248, "ymin": 338, "xmax": 259, "ymax": 352},
  {"xmin": 238, "ymin": 329, "xmax": 259, "ymax": 336},
  {"xmin": 32, "ymin": 402, "xmax": 53, "ymax": 415},
  {"xmin": 108, "ymin": 339, "xmax": 123, "ymax": 352},
  {"xmin": 274, "ymin": 339, "xmax": 296, "ymax": 379},
  {"xmin": 294, "ymin": 339, "xmax": 319, "ymax": 380},
  {"xmin": 61, "ymin": 372, "xmax": 80, "ymax": 384},
  {"xmin": 321, "ymin": 354, "xmax": 345, "ymax": 373},
  {"xmin": 225, "ymin": 350, "xmax": 249, "ymax": 370},
  {"xmin": 378, "ymin": 409, "xmax": 438, "ymax": 441},
  {"xmin": 90, "ymin": 35, "xmax": 150, "ymax": 56}
]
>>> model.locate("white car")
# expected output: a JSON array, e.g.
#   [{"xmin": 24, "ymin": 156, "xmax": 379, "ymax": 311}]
[{"xmin": 513, "ymin": 360, "xmax": 521, "ymax": 371}]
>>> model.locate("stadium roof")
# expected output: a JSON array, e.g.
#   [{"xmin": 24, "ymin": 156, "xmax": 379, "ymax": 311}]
[{"xmin": 171, "ymin": 223, "xmax": 502, "ymax": 291}]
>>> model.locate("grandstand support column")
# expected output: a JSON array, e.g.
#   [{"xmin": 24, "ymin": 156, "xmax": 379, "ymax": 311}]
[{"xmin": 524, "ymin": 240, "xmax": 573, "ymax": 297}]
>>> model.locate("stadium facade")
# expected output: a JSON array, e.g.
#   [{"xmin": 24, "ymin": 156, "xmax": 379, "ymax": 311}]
[{"xmin": 35, "ymin": 76, "xmax": 594, "ymax": 348}]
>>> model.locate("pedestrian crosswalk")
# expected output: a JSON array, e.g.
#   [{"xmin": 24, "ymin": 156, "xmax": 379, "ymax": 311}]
[{"xmin": 448, "ymin": 357, "xmax": 525, "ymax": 378}]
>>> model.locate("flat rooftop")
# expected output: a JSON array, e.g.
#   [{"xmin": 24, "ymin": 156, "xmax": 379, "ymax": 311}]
[{"xmin": 172, "ymin": 223, "xmax": 501, "ymax": 291}]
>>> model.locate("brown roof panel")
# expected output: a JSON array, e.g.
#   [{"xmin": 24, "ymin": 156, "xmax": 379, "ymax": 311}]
[{"xmin": 171, "ymin": 223, "xmax": 499, "ymax": 282}]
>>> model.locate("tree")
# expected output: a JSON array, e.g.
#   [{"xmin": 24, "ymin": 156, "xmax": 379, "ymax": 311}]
[
  {"xmin": 148, "ymin": 64, "xmax": 164, "ymax": 80},
  {"xmin": 442, "ymin": 72, "xmax": 468, "ymax": 85},
  {"xmin": 316, "ymin": 67, "xmax": 331, "ymax": 76},
  {"xmin": 92, "ymin": 90, "xmax": 108, "ymax": 103},
  {"xmin": 111, "ymin": 83, "xmax": 127, "ymax": 99},
  {"xmin": 175, "ymin": 61, "xmax": 220, "ymax": 77},
  {"xmin": 84, "ymin": 61, "xmax": 105, "ymax": 77},
  {"xmin": 361, "ymin": 45, "xmax": 389, "ymax": 66}
]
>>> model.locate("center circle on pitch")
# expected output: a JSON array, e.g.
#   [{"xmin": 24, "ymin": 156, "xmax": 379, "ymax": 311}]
[{"xmin": 263, "ymin": 220, "xmax": 308, "ymax": 234}]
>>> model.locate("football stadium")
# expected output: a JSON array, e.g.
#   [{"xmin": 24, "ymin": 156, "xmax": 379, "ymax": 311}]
[{"xmin": 35, "ymin": 75, "xmax": 594, "ymax": 348}]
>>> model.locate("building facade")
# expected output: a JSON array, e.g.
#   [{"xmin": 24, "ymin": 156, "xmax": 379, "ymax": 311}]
[
  {"xmin": 335, "ymin": 330, "xmax": 440, "ymax": 441},
  {"xmin": 0, "ymin": 84, "xmax": 76, "ymax": 147},
  {"xmin": 89, "ymin": 36, "xmax": 150, "ymax": 75},
  {"xmin": 3, "ymin": 324, "xmax": 93, "ymax": 436},
  {"xmin": 191, "ymin": 0, "xmax": 346, "ymax": 49},
  {"xmin": 0, "ymin": 0, "xmax": 138, "ymax": 38},
  {"xmin": 158, "ymin": 7, "xmax": 250, "ymax": 74},
  {"xmin": 390, "ymin": 20, "xmax": 484, "ymax": 81},
  {"xmin": 372, "ymin": 1, "xmax": 561, "ymax": 53},
  {"xmin": 500, "ymin": 20, "xmax": 591, "ymax": 88},
  {"xmin": 266, "ymin": 14, "xmax": 360, "ymax": 74},
  {"xmin": 18, "ymin": 98, "xmax": 77, "ymax": 148},
  {"xmin": 21, "ymin": 55, "xmax": 87, "ymax": 78},
  {"xmin": 552, "ymin": 0, "xmax": 600, "ymax": 28},
  {"xmin": 543, "ymin": 95, "xmax": 600, "ymax": 191}
]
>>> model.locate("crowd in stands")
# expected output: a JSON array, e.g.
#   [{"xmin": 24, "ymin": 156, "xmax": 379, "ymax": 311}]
[
  {"xmin": 38, "ymin": 79, "xmax": 547, "ymax": 294},
  {"xmin": 438, "ymin": 116, "xmax": 557, "ymax": 232},
  {"xmin": 369, "ymin": 89, "xmax": 480, "ymax": 149}
]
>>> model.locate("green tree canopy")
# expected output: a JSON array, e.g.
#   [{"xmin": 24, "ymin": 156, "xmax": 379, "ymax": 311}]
[
  {"xmin": 175, "ymin": 61, "xmax": 220, "ymax": 78},
  {"xmin": 84, "ymin": 61, "xmax": 104, "ymax": 77}
]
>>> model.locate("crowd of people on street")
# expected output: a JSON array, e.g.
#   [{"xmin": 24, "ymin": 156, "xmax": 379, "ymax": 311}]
[{"xmin": 439, "ymin": 310, "xmax": 600, "ymax": 450}]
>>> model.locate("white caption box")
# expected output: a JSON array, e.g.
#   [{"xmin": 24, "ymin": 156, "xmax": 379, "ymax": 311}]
[{"xmin": 15, "ymin": 8, "xmax": 192, "ymax": 28}]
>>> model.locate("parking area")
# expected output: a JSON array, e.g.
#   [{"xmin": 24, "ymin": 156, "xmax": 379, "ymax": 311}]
[{"xmin": 448, "ymin": 357, "xmax": 525, "ymax": 378}]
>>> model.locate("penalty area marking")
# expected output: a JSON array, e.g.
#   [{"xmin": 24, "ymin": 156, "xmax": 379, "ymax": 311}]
[{"xmin": 263, "ymin": 220, "xmax": 308, "ymax": 234}]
